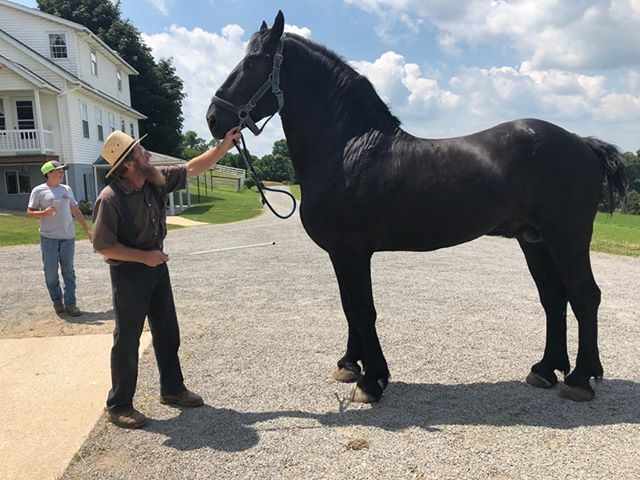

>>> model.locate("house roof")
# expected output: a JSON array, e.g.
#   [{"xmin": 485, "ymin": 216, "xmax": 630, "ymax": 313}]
[
  {"xmin": 0, "ymin": 28, "xmax": 147, "ymax": 120},
  {"xmin": 0, "ymin": 0, "xmax": 137, "ymax": 75},
  {"xmin": 0, "ymin": 53, "xmax": 61, "ymax": 93}
]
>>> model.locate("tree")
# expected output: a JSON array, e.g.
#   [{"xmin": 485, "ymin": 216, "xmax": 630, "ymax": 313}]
[
  {"xmin": 623, "ymin": 151, "xmax": 640, "ymax": 193},
  {"xmin": 253, "ymin": 154, "xmax": 294, "ymax": 182},
  {"xmin": 180, "ymin": 130, "xmax": 208, "ymax": 159},
  {"xmin": 37, "ymin": 0, "xmax": 185, "ymax": 156},
  {"xmin": 250, "ymin": 139, "xmax": 295, "ymax": 182},
  {"xmin": 622, "ymin": 189, "xmax": 640, "ymax": 215}
]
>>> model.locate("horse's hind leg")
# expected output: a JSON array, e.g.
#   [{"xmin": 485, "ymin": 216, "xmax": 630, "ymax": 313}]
[
  {"xmin": 545, "ymin": 238, "xmax": 603, "ymax": 401},
  {"xmin": 517, "ymin": 238, "xmax": 570, "ymax": 388},
  {"xmin": 330, "ymin": 251, "xmax": 390, "ymax": 403},
  {"xmin": 547, "ymin": 231, "xmax": 603, "ymax": 401}
]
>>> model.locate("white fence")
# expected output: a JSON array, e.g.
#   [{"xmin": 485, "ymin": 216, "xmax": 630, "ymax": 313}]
[
  {"xmin": 212, "ymin": 164, "xmax": 246, "ymax": 184},
  {"xmin": 0, "ymin": 129, "xmax": 55, "ymax": 154}
]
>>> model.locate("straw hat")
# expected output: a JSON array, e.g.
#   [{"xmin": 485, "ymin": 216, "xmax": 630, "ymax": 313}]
[{"xmin": 100, "ymin": 131, "xmax": 147, "ymax": 177}]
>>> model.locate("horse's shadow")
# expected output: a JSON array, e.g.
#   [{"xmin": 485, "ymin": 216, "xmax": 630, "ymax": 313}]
[{"xmin": 146, "ymin": 378, "xmax": 640, "ymax": 452}]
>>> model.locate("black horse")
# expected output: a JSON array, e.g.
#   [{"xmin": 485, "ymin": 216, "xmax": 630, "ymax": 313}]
[{"xmin": 207, "ymin": 11, "xmax": 627, "ymax": 403}]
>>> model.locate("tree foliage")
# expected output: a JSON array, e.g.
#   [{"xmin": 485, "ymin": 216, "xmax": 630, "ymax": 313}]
[{"xmin": 37, "ymin": 0, "xmax": 185, "ymax": 156}]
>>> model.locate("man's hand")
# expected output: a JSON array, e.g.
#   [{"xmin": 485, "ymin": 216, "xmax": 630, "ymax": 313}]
[
  {"xmin": 220, "ymin": 126, "xmax": 242, "ymax": 152},
  {"xmin": 143, "ymin": 250, "xmax": 169, "ymax": 267}
]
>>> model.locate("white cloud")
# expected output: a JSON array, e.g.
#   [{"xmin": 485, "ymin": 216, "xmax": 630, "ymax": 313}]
[
  {"xmin": 345, "ymin": 0, "xmax": 640, "ymax": 70},
  {"xmin": 350, "ymin": 51, "xmax": 458, "ymax": 116},
  {"xmin": 284, "ymin": 23, "xmax": 312, "ymax": 38}
]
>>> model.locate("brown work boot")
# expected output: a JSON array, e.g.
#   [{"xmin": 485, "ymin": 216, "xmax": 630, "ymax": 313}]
[
  {"xmin": 64, "ymin": 305, "xmax": 82, "ymax": 316},
  {"xmin": 107, "ymin": 408, "xmax": 148, "ymax": 429},
  {"xmin": 160, "ymin": 389, "xmax": 204, "ymax": 408},
  {"xmin": 53, "ymin": 302, "xmax": 64, "ymax": 314}
]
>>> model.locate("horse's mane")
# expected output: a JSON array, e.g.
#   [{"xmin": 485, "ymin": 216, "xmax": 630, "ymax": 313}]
[
  {"xmin": 250, "ymin": 30, "xmax": 401, "ymax": 130},
  {"xmin": 289, "ymin": 33, "xmax": 401, "ymax": 128}
]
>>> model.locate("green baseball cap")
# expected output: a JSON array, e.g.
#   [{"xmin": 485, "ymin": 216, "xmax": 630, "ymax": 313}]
[{"xmin": 41, "ymin": 160, "xmax": 68, "ymax": 175}]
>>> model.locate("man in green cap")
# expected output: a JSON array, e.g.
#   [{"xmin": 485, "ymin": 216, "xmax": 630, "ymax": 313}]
[{"xmin": 26, "ymin": 160, "xmax": 91, "ymax": 316}]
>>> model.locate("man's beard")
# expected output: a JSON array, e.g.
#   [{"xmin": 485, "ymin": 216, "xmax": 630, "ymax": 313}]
[{"xmin": 134, "ymin": 160, "xmax": 165, "ymax": 187}]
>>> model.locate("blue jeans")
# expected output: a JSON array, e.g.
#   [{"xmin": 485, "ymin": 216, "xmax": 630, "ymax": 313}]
[{"xmin": 40, "ymin": 236, "xmax": 76, "ymax": 306}]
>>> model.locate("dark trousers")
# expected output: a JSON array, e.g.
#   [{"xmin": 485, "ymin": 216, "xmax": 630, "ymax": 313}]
[{"xmin": 107, "ymin": 262, "xmax": 185, "ymax": 411}]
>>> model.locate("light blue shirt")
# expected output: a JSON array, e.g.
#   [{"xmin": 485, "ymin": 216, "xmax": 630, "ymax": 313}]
[{"xmin": 28, "ymin": 183, "xmax": 78, "ymax": 239}]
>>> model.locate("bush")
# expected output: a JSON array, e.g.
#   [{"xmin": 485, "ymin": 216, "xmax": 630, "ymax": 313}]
[
  {"xmin": 78, "ymin": 200, "xmax": 93, "ymax": 216},
  {"xmin": 244, "ymin": 177, "xmax": 257, "ymax": 189},
  {"xmin": 622, "ymin": 189, "xmax": 640, "ymax": 215}
]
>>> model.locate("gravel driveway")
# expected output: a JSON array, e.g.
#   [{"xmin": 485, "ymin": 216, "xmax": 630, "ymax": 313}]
[{"xmin": 5, "ymin": 191, "xmax": 639, "ymax": 479}]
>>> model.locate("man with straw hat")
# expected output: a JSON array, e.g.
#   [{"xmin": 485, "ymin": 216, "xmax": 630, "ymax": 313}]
[
  {"xmin": 26, "ymin": 160, "xmax": 91, "ymax": 316},
  {"xmin": 92, "ymin": 126, "xmax": 240, "ymax": 428}
]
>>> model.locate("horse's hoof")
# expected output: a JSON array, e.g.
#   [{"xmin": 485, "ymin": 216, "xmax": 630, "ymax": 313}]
[
  {"xmin": 333, "ymin": 366, "xmax": 360, "ymax": 383},
  {"xmin": 526, "ymin": 371, "xmax": 555, "ymax": 389},
  {"xmin": 560, "ymin": 383, "xmax": 594, "ymax": 402},
  {"xmin": 350, "ymin": 385, "xmax": 379, "ymax": 403}
]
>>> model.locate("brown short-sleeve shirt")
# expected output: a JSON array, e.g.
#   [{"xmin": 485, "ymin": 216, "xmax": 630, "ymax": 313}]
[{"xmin": 92, "ymin": 165, "xmax": 187, "ymax": 256}]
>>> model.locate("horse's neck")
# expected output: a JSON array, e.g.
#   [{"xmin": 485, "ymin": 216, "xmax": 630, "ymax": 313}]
[{"xmin": 279, "ymin": 40, "xmax": 398, "ymax": 180}]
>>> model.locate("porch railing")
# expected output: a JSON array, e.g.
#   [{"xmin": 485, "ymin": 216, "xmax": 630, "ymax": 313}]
[{"xmin": 0, "ymin": 129, "xmax": 55, "ymax": 154}]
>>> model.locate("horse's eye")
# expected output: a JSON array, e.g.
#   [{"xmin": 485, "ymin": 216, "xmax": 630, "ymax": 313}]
[{"xmin": 244, "ymin": 58, "xmax": 256, "ymax": 71}]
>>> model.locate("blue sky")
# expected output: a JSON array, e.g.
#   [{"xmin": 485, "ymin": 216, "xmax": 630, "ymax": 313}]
[{"xmin": 15, "ymin": 0, "xmax": 640, "ymax": 156}]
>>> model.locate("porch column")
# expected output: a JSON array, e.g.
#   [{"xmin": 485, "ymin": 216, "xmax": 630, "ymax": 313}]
[
  {"xmin": 168, "ymin": 191, "xmax": 175, "ymax": 215},
  {"xmin": 33, "ymin": 90, "xmax": 45, "ymax": 154},
  {"xmin": 187, "ymin": 186, "xmax": 191, "ymax": 208},
  {"xmin": 178, "ymin": 190, "xmax": 184, "ymax": 212}
]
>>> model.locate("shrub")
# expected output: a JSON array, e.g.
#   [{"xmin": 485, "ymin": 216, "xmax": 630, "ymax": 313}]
[{"xmin": 78, "ymin": 200, "xmax": 93, "ymax": 216}]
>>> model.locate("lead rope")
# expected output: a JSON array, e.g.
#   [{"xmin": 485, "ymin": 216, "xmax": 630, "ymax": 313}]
[{"xmin": 234, "ymin": 132, "xmax": 297, "ymax": 219}]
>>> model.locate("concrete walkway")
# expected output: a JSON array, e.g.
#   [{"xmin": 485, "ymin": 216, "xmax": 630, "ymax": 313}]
[
  {"xmin": 0, "ymin": 333, "xmax": 151, "ymax": 480},
  {"xmin": 166, "ymin": 215, "xmax": 207, "ymax": 227}
]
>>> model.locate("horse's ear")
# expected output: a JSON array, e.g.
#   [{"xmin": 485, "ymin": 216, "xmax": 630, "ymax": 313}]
[
  {"xmin": 265, "ymin": 10, "xmax": 284, "ymax": 50},
  {"xmin": 260, "ymin": 21, "xmax": 268, "ymax": 32}
]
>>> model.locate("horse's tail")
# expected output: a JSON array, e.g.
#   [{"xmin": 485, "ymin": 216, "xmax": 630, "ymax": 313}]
[{"xmin": 582, "ymin": 136, "xmax": 628, "ymax": 213}]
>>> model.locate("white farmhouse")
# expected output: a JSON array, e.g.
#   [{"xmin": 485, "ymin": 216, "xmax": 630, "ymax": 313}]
[{"xmin": 0, "ymin": 0, "xmax": 145, "ymax": 210}]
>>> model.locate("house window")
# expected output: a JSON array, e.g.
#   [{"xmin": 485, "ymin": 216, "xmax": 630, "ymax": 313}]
[
  {"xmin": 117, "ymin": 70, "xmax": 122, "ymax": 92},
  {"xmin": 120, "ymin": 117, "xmax": 125, "ymax": 132},
  {"xmin": 95, "ymin": 107, "xmax": 104, "ymax": 141},
  {"xmin": 90, "ymin": 48, "xmax": 98, "ymax": 76},
  {"xmin": 130, "ymin": 123, "xmax": 135, "ymax": 138},
  {"xmin": 49, "ymin": 33, "xmax": 68, "ymax": 59},
  {"xmin": 0, "ymin": 99, "xmax": 5, "ymax": 130},
  {"xmin": 108, "ymin": 112, "xmax": 115, "ymax": 132},
  {"xmin": 5, "ymin": 171, "xmax": 31, "ymax": 195},
  {"xmin": 79, "ymin": 101, "xmax": 89, "ymax": 138}
]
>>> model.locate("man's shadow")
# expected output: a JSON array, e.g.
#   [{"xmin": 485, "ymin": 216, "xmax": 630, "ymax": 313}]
[
  {"xmin": 146, "ymin": 378, "xmax": 640, "ymax": 452},
  {"xmin": 56, "ymin": 309, "xmax": 114, "ymax": 325}
]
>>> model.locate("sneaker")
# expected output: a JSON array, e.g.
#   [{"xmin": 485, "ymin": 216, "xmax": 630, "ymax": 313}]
[
  {"xmin": 64, "ymin": 305, "xmax": 82, "ymax": 316},
  {"xmin": 160, "ymin": 389, "xmax": 204, "ymax": 408},
  {"xmin": 53, "ymin": 302, "xmax": 64, "ymax": 314},
  {"xmin": 107, "ymin": 408, "xmax": 148, "ymax": 429}
]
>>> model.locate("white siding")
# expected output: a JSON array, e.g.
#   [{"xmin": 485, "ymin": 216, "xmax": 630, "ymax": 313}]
[
  {"xmin": 0, "ymin": 37, "xmax": 66, "ymax": 89},
  {"xmin": 0, "ymin": 66, "xmax": 34, "ymax": 91},
  {"xmin": 75, "ymin": 38, "xmax": 131, "ymax": 104},
  {"xmin": 65, "ymin": 91, "xmax": 140, "ymax": 166},
  {"xmin": 0, "ymin": 5, "xmax": 78, "ymax": 76}
]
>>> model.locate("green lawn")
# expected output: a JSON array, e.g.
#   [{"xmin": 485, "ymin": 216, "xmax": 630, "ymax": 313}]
[
  {"xmin": 592, "ymin": 212, "xmax": 640, "ymax": 257},
  {"xmin": 289, "ymin": 184, "xmax": 301, "ymax": 200},
  {"xmin": 0, "ymin": 214, "xmax": 93, "ymax": 247},
  {"xmin": 181, "ymin": 184, "xmax": 263, "ymax": 224}
]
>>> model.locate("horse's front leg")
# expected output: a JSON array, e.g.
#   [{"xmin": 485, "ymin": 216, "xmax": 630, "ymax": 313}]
[{"xmin": 330, "ymin": 251, "xmax": 389, "ymax": 403}]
